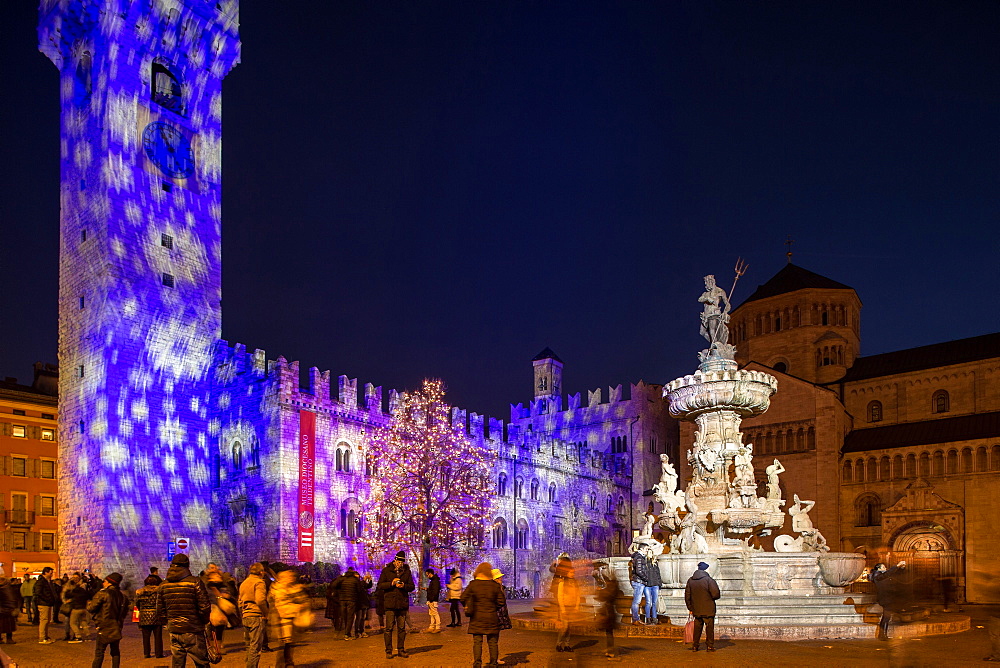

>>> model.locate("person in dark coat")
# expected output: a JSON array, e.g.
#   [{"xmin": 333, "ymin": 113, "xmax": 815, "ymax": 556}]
[
  {"xmin": 354, "ymin": 573, "xmax": 373, "ymax": 638},
  {"xmin": 460, "ymin": 562, "xmax": 506, "ymax": 668},
  {"xmin": 593, "ymin": 566, "xmax": 621, "ymax": 658},
  {"xmin": 34, "ymin": 566, "xmax": 59, "ymax": 643},
  {"xmin": 872, "ymin": 560, "xmax": 907, "ymax": 640},
  {"xmin": 376, "ymin": 551, "xmax": 415, "ymax": 659},
  {"xmin": 684, "ymin": 561, "xmax": 720, "ymax": 652},
  {"xmin": 64, "ymin": 574, "xmax": 92, "ymax": 642},
  {"xmin": 323, "ymin": 575, "xmax": 344, "ymax": 633},
  {"xmin": 155, "ymin": 553, "xmax": 212, "ymax": 667},
  {"xmin": 86, "ymin": 573, "xmax": 128, "ymax": 668},
  {"xmin": 135, "ymin": 575, "xmax": 165, "ymax": 658},
  {"xmin": 148, "ymin": 567, "xmax": 163, "ymax": 585},
  {"xmin": 423, "ymin": 568, "xmax": 442, "ymax": 633},
  {"xmin": 335, "ymin": 569, "xmax": 365, "ymax": 640},
  {"xmin": 0, "ymin": 577, "xmax": 19, "ymax": 644}
]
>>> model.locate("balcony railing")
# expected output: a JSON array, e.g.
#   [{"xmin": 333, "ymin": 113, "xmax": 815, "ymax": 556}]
[{"xmin": 5, "ymin": 510, "xmax": 35, "ymax": 526}]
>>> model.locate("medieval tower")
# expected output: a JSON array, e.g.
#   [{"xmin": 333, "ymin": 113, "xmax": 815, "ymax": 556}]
[{"xmin": 40, "ymin": 0, "xmax": 240, "ymax": 574}]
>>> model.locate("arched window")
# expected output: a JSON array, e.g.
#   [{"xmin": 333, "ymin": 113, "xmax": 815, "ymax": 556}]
[
  {"xmin": 590, "ymin": 493, "xmax": 597, "ymax": 509},
  {"xmin": 868, "ymin": 401, "xmax": 883, "ymax": 423},
  {"xmin": 867, "ymin": 457, "xmax": 878, "ymax": 482},
  {"xmin": 606, "ymin": 495, "xmax": 613, "ymax": 513},
  {"xmin": 492, "ymin": 518, "xmax": 508, "ymax": 549},
  {"xmin": 530, "ymin": 479, "xmax": 539, "ymax": 500},
  {"xmin": 497, "ymin": 473, "xmax": 507, "ymax": 496},
  {"xmin": 946, "ymin": 450, "xmax": 958, "ymax": 474},
  {"xmin": 151, "ymin": 61, "xmax": 184, "ymax": 114},
  {"xmin": 340, "ymin": 508, "xmax": 348, "ymax": 538},
  {"xmin": 905, "ymin": 453, "xmax": 916, "ymax": 478},
  {"xmin": 856, "ymin": 458, "xmax": 865, "ymax": 481},
  {"xmin": 992, "ymin": 445, "xmax": 1000, "ymax": 471},
  {"xmin": 932, "ymin": 390, "xmax": 950, "ymax": 414},
  {"xmin": 822, "ymin": 311, "xmax": 829, "ymax": 326},
  {"xmin": 797, "ymin": 428, "xmax": 805, "ymax": 450},
  {"xmin": 516, "ymin": 519, "xmax": 529, "ymax": 550},
  {"xmin": 856, "ymin": 494, "xmax": 881, "ymax": 527},
  {"xmin": 336, "ymin": 449, "xmax": 343, "ymax": 472},
  {"xmin": 843, "ymin": 460, "xmax": 853, "ymax": 483},
  {"xmin": 514, "ymin": 477, "xmax": 524, "ymax": 498},
  {"xmin": 249, "ymin": 436, "xmax": 260, "ymax": 468},
  {"xmin": 773, "ymin": 361, "xmax": 787, "ymax": 373},
  {"xmin": 616, "ymin": 496, "xmax": 625, "ymax": 518},
  {"xmin": 893, "ymin": 455, "xmax": 903, "ymax": 479},
  {"xmin": 962, "ymin": 448, "xmax": 973, "ymax": 473},
  {"xmin": 232, "ymin": 440, "xmax": 243, "ymax": 470},
  {"xmin": 347, "ymin": 510, "xmax": 358, "ymax": 539},
  {"xmin": 343, "ymin": 449, "xmax": 351, "ymax": 472},
  {"xmin": 919, "ymin": 452, "xmax": 930, "ymax": 477},
  {"xmin": 548, "ymin": 482, "xmax": 557, "ymax": 503},
  {"xmin": 932, "ymin": 451, "xmax": 944, "ymax": 476},
  {"xmin": 807, "ymin": 427, "xmax": 816, "ymax": 450},
  {"xmin": 977, "ymin": 447, "xmax": 989, "ymax": 472},
  {"xmin": 879, "ymin": 456, "xmax": 890, "ymax": 481}
]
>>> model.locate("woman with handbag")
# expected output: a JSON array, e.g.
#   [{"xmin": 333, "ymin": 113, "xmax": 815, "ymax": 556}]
[
  {"xmin": 268, "ymin": 568, "xmax": 310, "ymax": 668},
  {"xmin": 134, "ymin": 575, "xmax": 165, "ymax": 658},
  {"xmin": 460, "ymin": 563, "xmax": 507, "ymax": 668}
]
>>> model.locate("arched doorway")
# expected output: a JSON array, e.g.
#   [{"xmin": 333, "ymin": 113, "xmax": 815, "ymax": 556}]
[{"xmin": 891, "ymin": 526, "xmax": 961, "ymax": 603}]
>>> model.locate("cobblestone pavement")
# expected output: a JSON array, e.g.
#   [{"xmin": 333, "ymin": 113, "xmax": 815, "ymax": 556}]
[{"xmin": 2, "ymin": 603, "xmax": 995, "ymax": 667}]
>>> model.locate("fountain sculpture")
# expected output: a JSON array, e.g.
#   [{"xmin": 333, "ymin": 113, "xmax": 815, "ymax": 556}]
[{"xmin": 599, "ymin": 271, "xmax": 872, "ymax": 640}]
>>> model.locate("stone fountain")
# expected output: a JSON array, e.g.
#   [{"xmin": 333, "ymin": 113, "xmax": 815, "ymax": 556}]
[{"xmin": 597, "ymin": 274, "xmax": 872, "ymax": 640}]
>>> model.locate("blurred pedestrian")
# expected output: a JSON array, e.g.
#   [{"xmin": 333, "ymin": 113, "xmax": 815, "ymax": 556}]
[
  {"xmin": 551, "ymin": 555, "xmax": 580, "ymax": 652},
  {"xmin": 594, "ymin": 565, "xmax": 620, "ymax": 658},
  {"xmin": 87, "ymin": 572, "xmax": 127, "ymax": 668},
  {"xmin": 268, "ymin": 569, "xmax": 309, "ymax": 668},
  {"xmin": 872, "ymin": 560, "xmax": 906, "ymax": 641},
  {"xmin": 64, "ymin": 573, "xmax": 92, "ymax": 643},
  {"xmin": 19, "ymin": 575, "xmax": 34, "ymax": 624},
  {"xmin": 377, "ymin": 550, "xmax": 415, "ymax": 659},
  {"xmin": 684, "ymin": 561, "xmax": 720, "ymax": 652},
  {"xmin": 238, "ymin": 562, "xmax": 269, "ymax": 668},
  {"xmin": 354, "ymin": 572, "xmax": 372, "ymax": 638},
  {"xmin": 461, "ymin": 562, "xmax": 506, "ymax": 668},
  {"xmin": 324, "ymin": 573, "xmax": 341, "ymax": 633},
  {"xmin": 135, "ymin": 575, "xmax": 165, "ymax": 658},
  {"xmin": 0, "ymin": 577, "xmax": 19, "ymax": 644}
]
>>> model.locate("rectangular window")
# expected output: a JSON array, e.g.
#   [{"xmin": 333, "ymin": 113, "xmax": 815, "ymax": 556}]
[
  {"xmin": 12, "ymin": 533, "xmax": 26, "ymax": 550},
  {"xmin": 42, "ymin": 413, "xmax": 54, "ymax": 420},
  {"xmin": 12, "ymin": 458, "xmax": 26, "ymax": 477},
  {"xmin": 41, "ymin": 533, "xmax": 55, "ymax": 551},
  {"xmin": 12, "ymin": 494, "xmax": 27, "ymax": 511},
  {"xmin": 41, "ymin": 429, "xmax": 55, "ymax": 441},
  {"xmin": 77, "ymin": 364, "xmax": 85, "ymax": 378},
  {"xmin": 79, "ymin": 295, "xmax": 85, "ymax": 309},
  {"xmin": 162, "ymin": 182, "xmax": 173, "ymax": 193},
  {"xmin": 161, "ymin": 233, "xmax": 174, "ymax": 249},
  {"xmin": 12, "ymin": 425, "xmax": 26, "ymax": 438},
  {"xmin": 40, "ymin": 497, "xmax": 55, "ymax": 516},
  {"xmin": 162, "ymin": 272, "xmax": 175, "ymax": 288},
  {"xmin": 40, "ymin": 460, "xmax": 55, "ymax": 479},
  {"xmin": 81, "ymin": 229, "xmax": 88, "ymax": 242},
  {"xmin": 12, "ymin": 409, "xmax": 25, "ymax": 416}
]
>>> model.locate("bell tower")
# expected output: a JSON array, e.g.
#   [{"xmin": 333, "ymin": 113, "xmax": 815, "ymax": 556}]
[
  {"xmin": 39, "ymin": 0, "xmax": 240, "ymax": 576},
  {"xmin": 532, "ymin": 348, "xmax": 563, "ymax": 406}
]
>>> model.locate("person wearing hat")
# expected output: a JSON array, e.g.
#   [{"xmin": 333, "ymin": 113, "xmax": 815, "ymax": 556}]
[
  {"xmin": 376, "ymin": 550, "xmax": 415, "ymax": 659},
  {"xmin": 460, "ymin": 562, "xmax": 507, "ymax": 668},
  {"xmin": 86, "ymin": 572, "xmax": 128, "ymax": 667},
  {"xmin": 156, "ymin": 553, "xmax": 212, "ymax": 667},
  {"xmin": 684, "ymin": 562, "xmax": 720, "ymax": 652}
]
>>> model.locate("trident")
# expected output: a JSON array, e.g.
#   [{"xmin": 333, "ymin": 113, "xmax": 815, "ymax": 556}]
[{"xmin": 729, "ymin": 257, "xmax": 748, "ymax": 301}]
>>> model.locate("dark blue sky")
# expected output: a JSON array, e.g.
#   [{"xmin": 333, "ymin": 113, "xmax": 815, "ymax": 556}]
[{"xmin": 2, "ymin": 1, "xmax": 998, "ymax": 419}]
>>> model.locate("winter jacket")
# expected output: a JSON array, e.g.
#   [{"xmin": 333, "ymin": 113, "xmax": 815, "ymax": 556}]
[
  {"xmin": 0, "ymin": 583, "xmax": 20, "ymax": 615},
  {"xmin": 594, "ymin": 576, "xmax": 621, "ymax": 632},
  {"xmin": 331, "ymin": 572, "xmax": 366, "ymax": 605},
  {"xmin": 155, "ymin": 565, "xmax": 211, "ymax": 634},
  {"xmin": 134, "ymin": 584, "xmax": 161, "ymax": 626},
  {"xmin": 873, "ymin": 566, "xmax": 907, "ymax": 611},
  {"xmin": 460, "ymin": 578, "xmax": 506, "ymax": 635},
  {"xmin": 269, "ymin": 579, "xmax": 307, "ymax": 621},
  {"xmin": 63, "ymin": 581, "xmax": 91, "ymax": 611},
  {"xmin": 425, "ymin": 574, "xmax": 441, "ymax": 603},
  {"xmin": 238, "ymin": 574, "xmax": 268, "ymax": 618},
  {"xmin": 446, "ymin": 575, "xmax": 463, "ymax": 600},
  {"xmin": 34, "ymin": 576, "xmax": 58, "ymax": 607},
  {"xmin": 684, "ymin": 569, "xmax": 721, "ymax": 617},
  {"xmin": 19, "ymin": 578, "xmax": 34, "ymax": 598},
  {"xmin": 630, "ymin": 551, "xmax": 661, "ymax": 587},
  {"xmin": 357, "ymin": 576, "xmax": 373, "ymax": 608},
  {"xmin": 87, "ymin": 584, "xmax": 128, "ymax": 641},
  {"xmin": 377, "ymin": 562, "xmax": 415, "ymax": 610}
]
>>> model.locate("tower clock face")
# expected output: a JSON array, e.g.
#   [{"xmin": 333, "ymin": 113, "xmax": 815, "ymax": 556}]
[{"xmin": 142, "ymin": 121, "xmax": 195, "ymax": 178}]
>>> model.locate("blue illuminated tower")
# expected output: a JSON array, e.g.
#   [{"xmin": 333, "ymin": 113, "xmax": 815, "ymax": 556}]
[{"xmin": 40, "ymin": 0, "xmax": 240, "ymax": 576}]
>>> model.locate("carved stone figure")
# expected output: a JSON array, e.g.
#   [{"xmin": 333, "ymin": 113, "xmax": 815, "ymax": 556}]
[
  {"xmin": 676, "ymin": 492, "xmax": 709, "ymax": 554},
  {"xmin": 789, "ymin": 494, "xmax": 815, "ymax": 533},
  {"xmin": 659, "ymin": 453, "xmax": 678, "ymax": 492},
  {"xmin": 765, "ymin": 459, "xmax": 785, "ymax": 500},
  {"xmin": 698, "ymin": 274, "xmax": 731, "ymax": 345},
  {"xmin": 734, "ymin": 446, "xmax": 754, "ymax": 486}
]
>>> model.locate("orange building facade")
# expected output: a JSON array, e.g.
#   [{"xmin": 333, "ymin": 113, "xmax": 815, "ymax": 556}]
[{"xmin": 0, "ymin": 363, "xmax": 59, "ymax": 576}]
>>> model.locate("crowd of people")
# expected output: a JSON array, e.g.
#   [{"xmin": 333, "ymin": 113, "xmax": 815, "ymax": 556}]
[{"xmin": 0, "ymin": 549, "xmax": 735, "ymax": 667}]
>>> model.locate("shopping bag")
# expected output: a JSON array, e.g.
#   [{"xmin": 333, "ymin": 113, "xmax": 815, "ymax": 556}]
[
  {"xmin": 497, "ymin": 604, "xmax": 513, "ymax": 631},
  {"xmin": 684, "ymin": 615, "xmax": 695, "ymax": 644},
  {"xmin": 131, "ymin": 606, "xmax": 141, "ymax": 623}
]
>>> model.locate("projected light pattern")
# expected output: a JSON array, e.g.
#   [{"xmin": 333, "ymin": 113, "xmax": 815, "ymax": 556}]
[{"xmin": 42, "ymin": 0, "xmax": 240, "ymax": 577}]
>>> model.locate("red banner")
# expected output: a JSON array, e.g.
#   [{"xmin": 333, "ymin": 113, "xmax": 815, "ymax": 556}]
[{"xmin": 297, "ymin": 410, "xmax": 316, "ymax": 562}]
